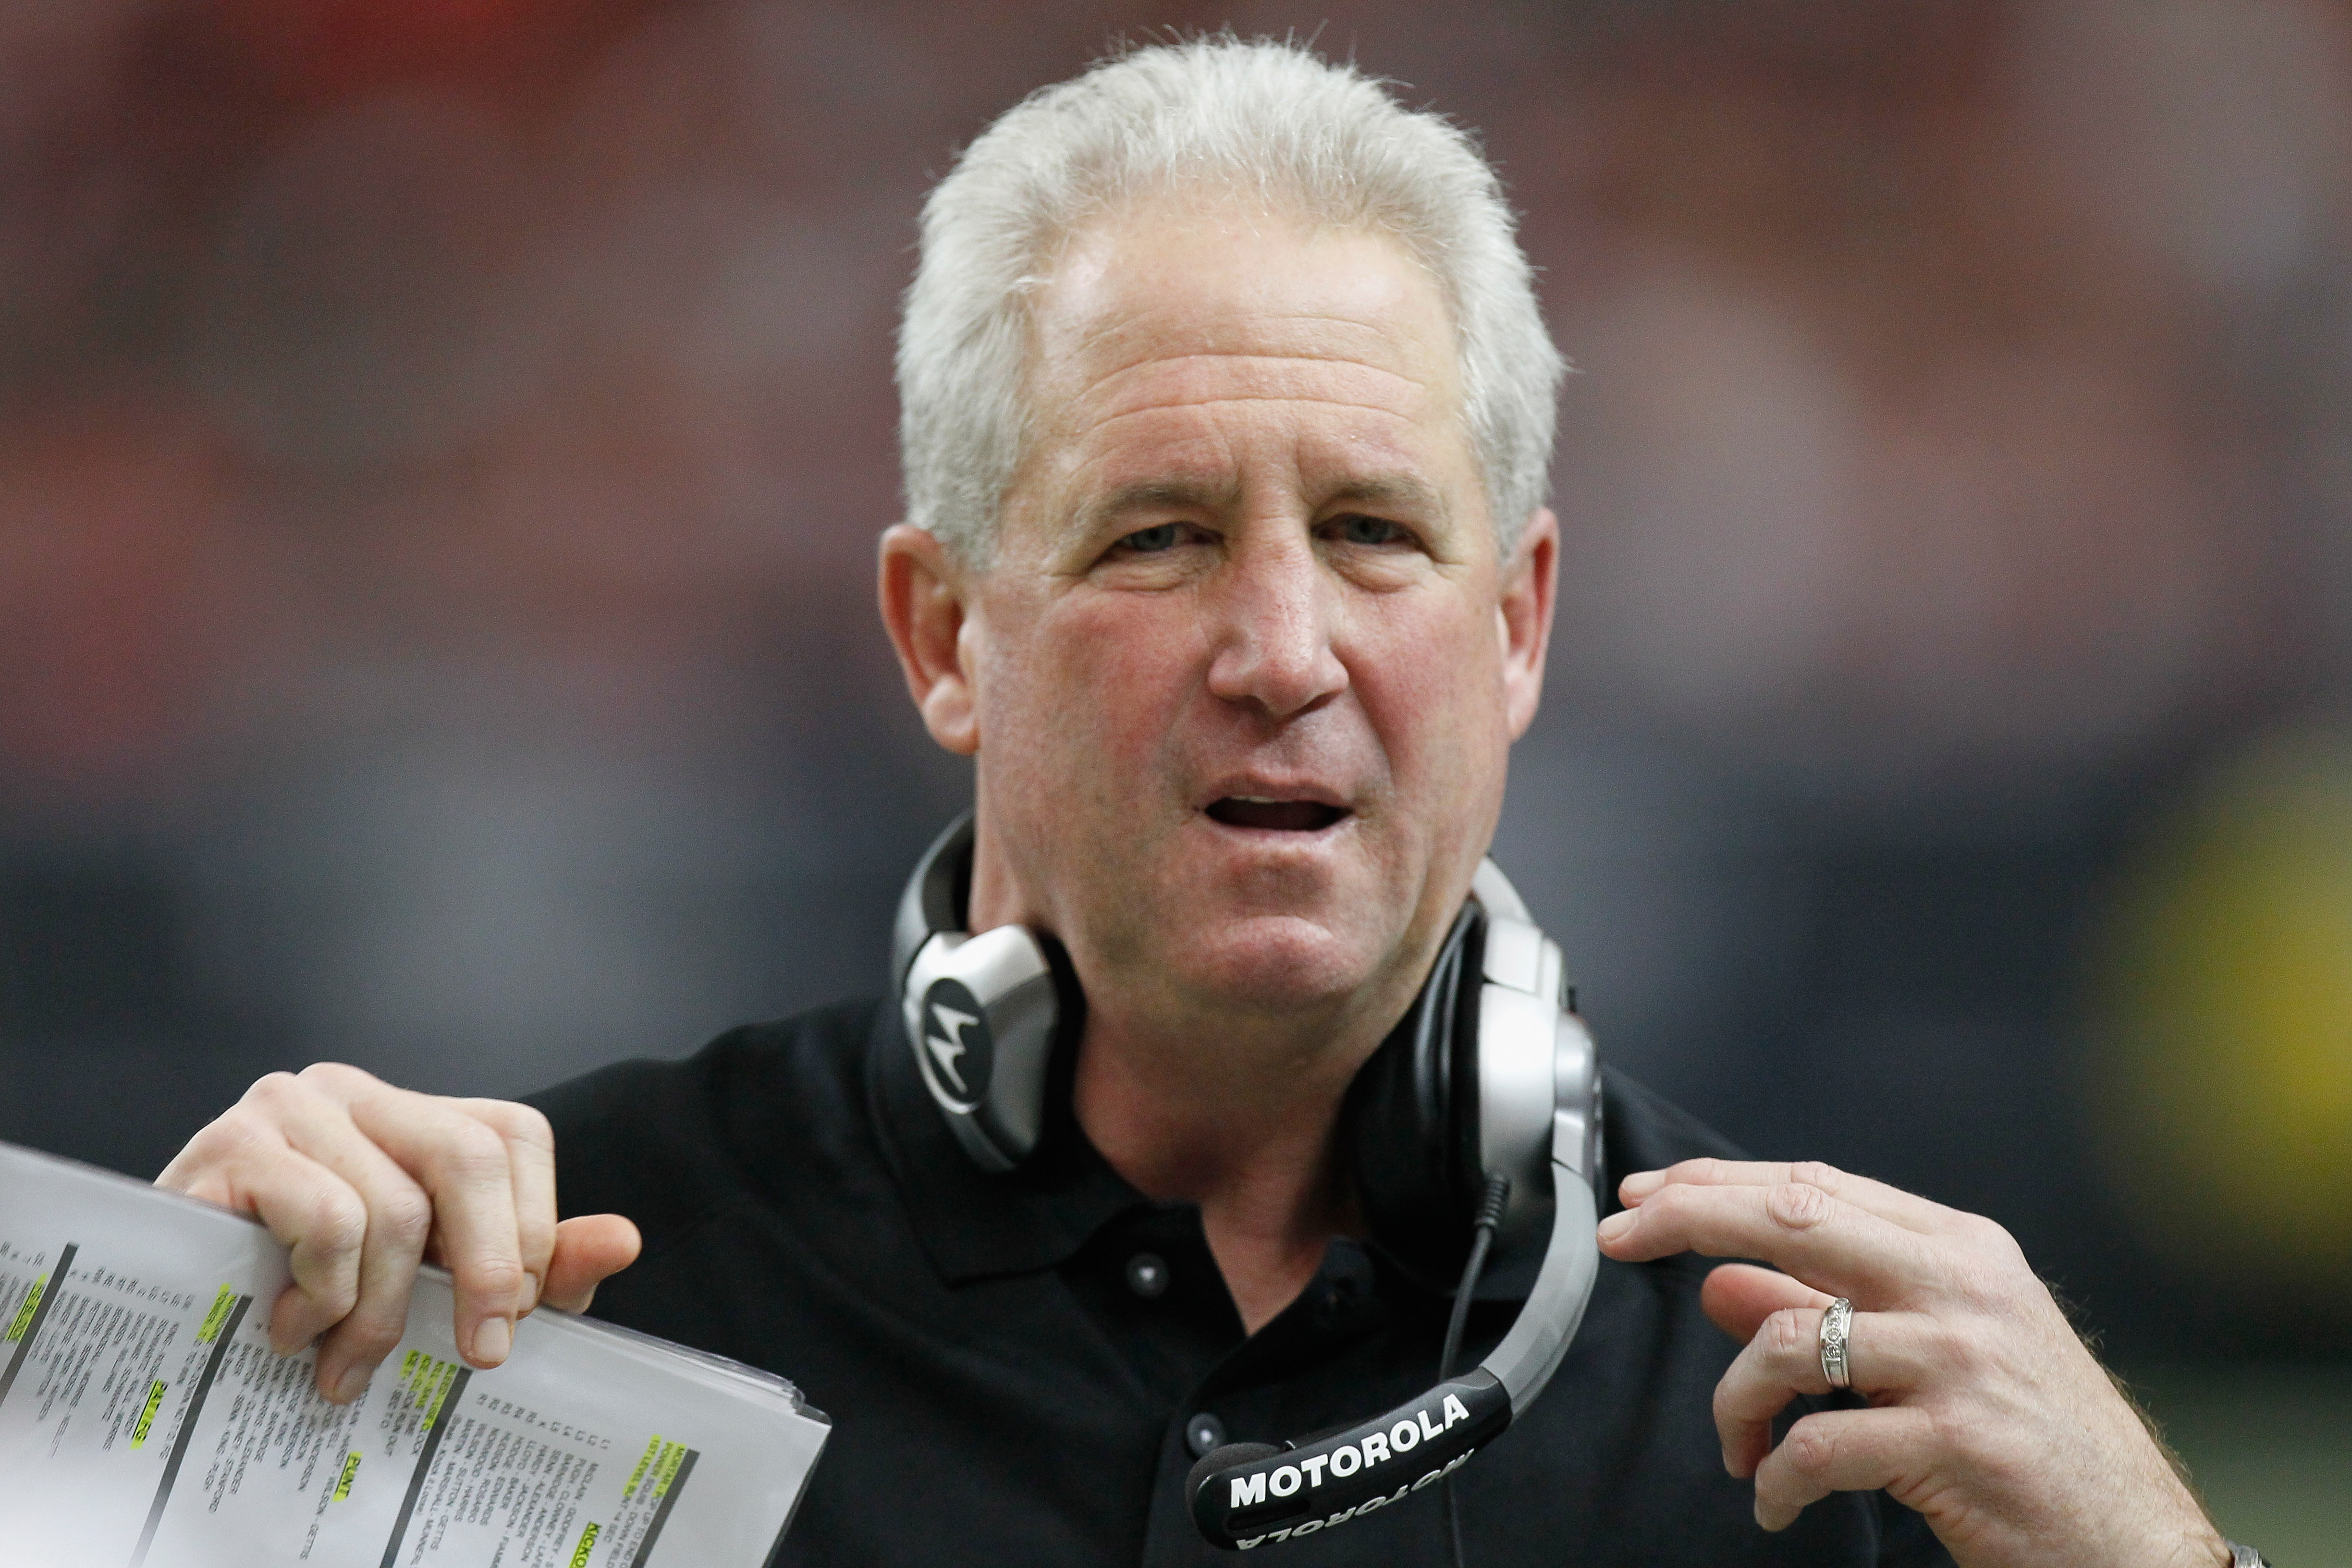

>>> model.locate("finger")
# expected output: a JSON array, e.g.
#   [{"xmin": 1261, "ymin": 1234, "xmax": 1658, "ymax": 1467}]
[
  {"xmin": 159, "ymin": 1097, "xmax": 279, "ymax": 1210},
  {"xmin": 541, "ymin": 1215, "xmax": 642, "ymax": 1314},
  {"xmin": 1753, "ymin": 1405, "xmax": 1938, "ymax": 1531},
  {"xmin": 1701, "ymin": 1262, "xmax": 1831, "ymax": 1345},
  {"xmin": 159, "ymin": 1090, "xmax": 370, "ymax": 1361},
  {"xmin": 251, "ymin": 1078, "xmax": 440, "ymax": 1403},
  {"xmin": 1715, "ymin": 1305, "xmax": 1940, "ymax": 1476},
  {"xmin": 456, "ymin": 1099, "xmax": 558, "ymax": 1317},
  {"xmin": 1620, "ymin": 1159, "xmax": 1961, "ymax": 1236},
  {"xmin": 322, "ymin": 1070, "xmax": 528, "ymax": 1368},
  {"xmin": 1596, "ymin": 1180, "xmax": 1936, "ymax": 1305},
  {"xmin": 227, "ymin": 1145, "xmax": 368, "ymax": 1360}
]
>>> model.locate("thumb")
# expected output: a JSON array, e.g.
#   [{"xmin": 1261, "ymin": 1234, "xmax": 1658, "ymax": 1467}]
[
  {"xmin": 540, "ymin": 1213, "xmax": 642, "ymax": 1314},
  {"xmin": 1700, "ymin": 1262, "xmax": 1833, "ymax": 1345}
]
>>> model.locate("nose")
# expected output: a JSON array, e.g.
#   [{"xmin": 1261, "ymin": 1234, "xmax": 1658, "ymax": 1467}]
[{"xmin": 1202, "ymin": 534, "xmax": 1349, "ymax": 719}]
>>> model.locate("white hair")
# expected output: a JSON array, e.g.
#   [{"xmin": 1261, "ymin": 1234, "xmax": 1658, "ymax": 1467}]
[{"xmin": 896, "ymin": 35, "xmax": 1566, "ymax": 564}]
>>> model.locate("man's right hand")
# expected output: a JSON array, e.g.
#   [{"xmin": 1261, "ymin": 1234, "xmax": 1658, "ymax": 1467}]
[{"xmin": 158, "ymin": 1064, "xmax": 642, "ymax": 1405}]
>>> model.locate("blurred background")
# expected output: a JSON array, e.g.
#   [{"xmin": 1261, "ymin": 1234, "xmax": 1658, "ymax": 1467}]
[{"xmin": 1, "ymin": 0, "xmax": 2345, "ymax": 1553}]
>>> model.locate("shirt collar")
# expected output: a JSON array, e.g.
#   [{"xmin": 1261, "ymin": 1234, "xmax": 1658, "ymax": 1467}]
[
  {"xmin": 864, "ymin": 999, "xmax": 1148, "ymax": 1284},
  {"xmin": 861, "ymin": 998, "xmax": 1541, "ymax": 1303}
]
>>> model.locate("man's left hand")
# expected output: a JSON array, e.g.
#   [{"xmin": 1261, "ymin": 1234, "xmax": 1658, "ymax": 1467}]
[{"xmin": 1596, "ymin": 1159, "xmax": 2229, "ymax": 1568}]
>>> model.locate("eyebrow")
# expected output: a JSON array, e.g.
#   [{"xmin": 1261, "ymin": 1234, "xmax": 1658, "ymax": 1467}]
[
  {"xmin": 1084, "ymin": 479, "xmax": 1236, "ymax": 529},
  {"xmin": 1079, "ymin": 472, "xmax": 1450, "ymax": 534},
  {"xmin": 1324, "ymin": 475, "xmax": 1449, "ymax": 520}
]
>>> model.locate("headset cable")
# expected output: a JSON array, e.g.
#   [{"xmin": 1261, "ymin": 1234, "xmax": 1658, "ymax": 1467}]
[{"xmin": 1441, "ymin": 1174, "xmax": 1511, "ymax": 1568}]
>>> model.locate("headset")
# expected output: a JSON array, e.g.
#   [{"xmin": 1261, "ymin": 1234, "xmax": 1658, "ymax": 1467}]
[{"xmin": 890, "ymin": 813, "xmax": 1603, "ymax": 1552}]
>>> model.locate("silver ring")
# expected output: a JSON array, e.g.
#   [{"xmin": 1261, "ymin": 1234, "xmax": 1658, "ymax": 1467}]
[{"xmin": 1818, "ymin": 1297, "xmax": 1853, "ymax": 1390}]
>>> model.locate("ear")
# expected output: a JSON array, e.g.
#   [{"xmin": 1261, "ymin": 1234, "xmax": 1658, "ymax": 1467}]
[
  {"xmin": 878, "ymin": 524, "xmax": 981, "ymax": 756},
  {"xmin": 1498, "ymin": 507, "xmax": 1558, "ymax": 741}
]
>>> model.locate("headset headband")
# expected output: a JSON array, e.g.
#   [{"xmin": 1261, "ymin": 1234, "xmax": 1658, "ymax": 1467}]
[{"xmin": 891, "ymin": 813, "xmax": 1602, "ymax": 1550}]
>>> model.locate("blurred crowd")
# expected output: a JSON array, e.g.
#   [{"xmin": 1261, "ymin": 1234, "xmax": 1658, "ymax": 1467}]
[{"xmin": 1, "ymin": 0, "xmax": 2346, "ymax": 1360}]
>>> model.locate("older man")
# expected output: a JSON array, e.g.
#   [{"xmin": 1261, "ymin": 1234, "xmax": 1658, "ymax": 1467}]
[{"xmin": 160, "ymin": 37, "xmax": 2240, "ymax": 1568}]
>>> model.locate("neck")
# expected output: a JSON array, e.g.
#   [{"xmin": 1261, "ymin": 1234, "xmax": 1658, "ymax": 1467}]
[
  {"xmin": 1069, "ymin": 995, "xmax": 1389, "ymax": 1335},
  {"xmin": 962, "ymin": 807, "xmax": 1439, "ymax": 1335}
]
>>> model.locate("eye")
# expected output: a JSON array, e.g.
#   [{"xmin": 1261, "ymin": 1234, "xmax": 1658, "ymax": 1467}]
[
  {"xmin": 1114, "ymin": 523, "xmax": 1183, "ymax": 554},
  {"xmin": 1331, "ymin": 514, "xmax": 1408, "ymax": 547}
]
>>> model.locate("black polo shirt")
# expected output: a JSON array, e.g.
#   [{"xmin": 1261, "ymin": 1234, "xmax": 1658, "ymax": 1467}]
[{"xmin": 530, "ymin": 998, "xmax": 1953, "ymax": 1567}]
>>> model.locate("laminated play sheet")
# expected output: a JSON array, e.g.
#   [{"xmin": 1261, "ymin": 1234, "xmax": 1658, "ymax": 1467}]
[{"xmin": 0, "ymin": 1139, "xmax": 828, "ymax": 1568}]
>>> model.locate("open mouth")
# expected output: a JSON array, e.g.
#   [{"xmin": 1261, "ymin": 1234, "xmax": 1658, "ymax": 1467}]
[{"xmin": 1204, "ymin": 796, "xmax": 1350, "ymax": 832}]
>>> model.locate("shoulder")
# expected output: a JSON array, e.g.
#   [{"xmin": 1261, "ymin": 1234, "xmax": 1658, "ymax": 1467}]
[
  {"xmin": 525, "ymin": 997, "xmax": 886, "ymax": 1252},
  {"xmin": 1576, "ymin": 1068, "xmax": 1746, "ymax": 1319},
  {"xmin": 1598, "ymin": 1067, "xmax": 1745, "ymax": 1212}
]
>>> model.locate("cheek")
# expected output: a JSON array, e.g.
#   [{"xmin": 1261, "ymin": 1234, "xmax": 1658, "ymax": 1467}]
[
  {"xmin": 984, "ymin": 596, "xmax": 1202, "ymax": 777},
  {"xmin": 1353, "ymin": 598, "xmax": 1509, "ymax": 776}
]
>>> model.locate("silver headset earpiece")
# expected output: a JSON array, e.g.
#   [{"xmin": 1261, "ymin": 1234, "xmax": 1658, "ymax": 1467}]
[
  {"xmin": 892, "ymin": 815, "xmax": 1066, "ymax": 1173},
  {"xmin": 1468, "ymin": 859, "xmax": 1603, "ymax": 1245}
]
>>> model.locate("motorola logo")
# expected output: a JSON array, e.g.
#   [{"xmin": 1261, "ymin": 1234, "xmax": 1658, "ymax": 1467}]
[{"xmin": 918, "ymin": 978, "xmax": 993, "ymax": 1114}]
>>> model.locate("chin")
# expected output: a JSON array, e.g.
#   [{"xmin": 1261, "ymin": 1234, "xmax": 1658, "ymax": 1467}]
[{"xmin": 1173, "ymin": 914, "xmax": 1387, "ymax": 1016}]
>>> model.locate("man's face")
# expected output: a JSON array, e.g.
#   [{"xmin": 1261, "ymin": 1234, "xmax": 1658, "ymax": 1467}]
[{"xmin": 892, "ymin": 199, "xmax": 1554, "ymax": 1033}]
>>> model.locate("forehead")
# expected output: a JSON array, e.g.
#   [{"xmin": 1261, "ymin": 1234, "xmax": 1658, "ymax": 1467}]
[{"xmin": 1017, "ymin": 200, "xmax": 1473, "ymax": 496}]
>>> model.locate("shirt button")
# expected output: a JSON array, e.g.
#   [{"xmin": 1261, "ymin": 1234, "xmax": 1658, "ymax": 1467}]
[
  {"xmin": 1186, "ymin": 1412, "xmax": 1228, "ymax": 1457},
  {"xmin": 1125, "ymin": 1252, "xmax": 1170, "ymax": 1298}
]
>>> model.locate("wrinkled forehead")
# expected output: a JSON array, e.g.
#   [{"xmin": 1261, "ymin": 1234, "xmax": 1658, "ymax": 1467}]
[
  {"xmin": 1029, "ymin": 195, "xmax": 1463, "ymax": 391},
  {"xmin": 1009, "ymin": 199, "xmax": 1478, "ymax": 499}
]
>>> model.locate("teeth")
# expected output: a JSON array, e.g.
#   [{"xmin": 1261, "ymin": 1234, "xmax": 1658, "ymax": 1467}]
[{"xmin": 1234, "ymin": 795, "xmax": 1280, "ymax": 803}]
